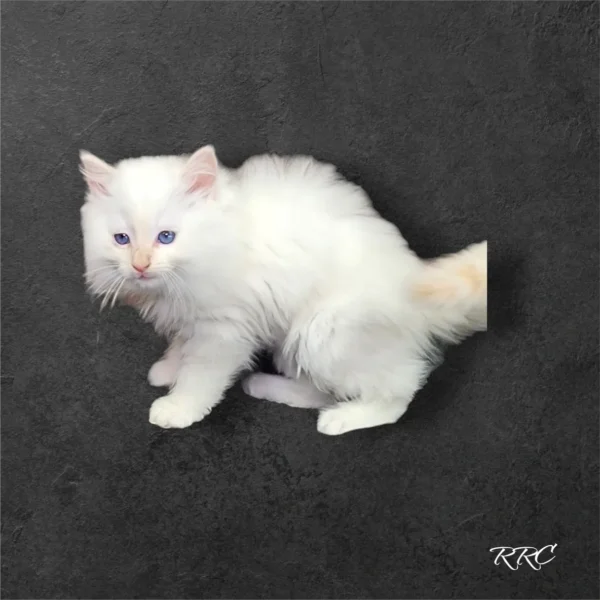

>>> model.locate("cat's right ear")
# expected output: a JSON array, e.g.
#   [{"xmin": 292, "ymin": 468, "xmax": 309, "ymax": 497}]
[
  {"xmin": 79, "ymin": 151, "xmax": 115, "ymax": 196},
  {"xmin": 183, "ymin": 145, "xmax": 218, "ymax": 196}
]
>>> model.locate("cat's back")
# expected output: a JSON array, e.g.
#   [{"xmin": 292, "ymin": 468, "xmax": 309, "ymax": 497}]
[
  {"xmin": 236, "ymin": 153, "xmax": 376, "ymax": 220},
  {"xmin": 234, "ymin": 153, "xmax": 417, "ymax": 318}
]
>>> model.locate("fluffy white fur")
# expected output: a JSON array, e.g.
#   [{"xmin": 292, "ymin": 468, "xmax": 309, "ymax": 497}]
[{"xmin": 80, "ymin": 146, "xmax": 487, "ymax": 435}]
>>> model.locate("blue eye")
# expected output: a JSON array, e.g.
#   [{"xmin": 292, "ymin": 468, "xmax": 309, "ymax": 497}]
[
  {"xmin": 157, "ymin": 230, "xmax": 176, "ymax": 244},
  {"xmin": 114, "ymin": 233, "xmax": 130, "ymax": 245}
]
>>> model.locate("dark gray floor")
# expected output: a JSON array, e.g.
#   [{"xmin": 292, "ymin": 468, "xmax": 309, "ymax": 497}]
[{"xmin": 2, "ymin": 2, "xmax": 598, "ymax": 598}]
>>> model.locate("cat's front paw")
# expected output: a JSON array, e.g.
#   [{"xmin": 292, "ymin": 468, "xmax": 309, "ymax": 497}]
[
  {"xmin": 149, "ymin": 395, "xmax": 208, "ymax": 429},
  {"xmin": 148, "ymin": 360, "xmax": 178, "ymax": 388}
]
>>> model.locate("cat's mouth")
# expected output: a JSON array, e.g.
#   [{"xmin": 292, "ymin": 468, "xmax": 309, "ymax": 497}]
[
  {"xmin": 132, "ymin": 270, "xmax": 157, "ymax": 281},
  {"xmin": 131, "ymin": 273, "xmax": 162, "ymax": 289}
]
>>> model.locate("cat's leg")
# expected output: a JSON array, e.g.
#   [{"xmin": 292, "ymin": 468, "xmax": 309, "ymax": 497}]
[
  {"xmin": 148, "ymin": 336, "xmax": 184, "ymax": 388},
  {"xmin": 243, "ymin": 373, "xmax": 334, "ymax": 409},
  {"xmin": 149, "ymin": 323, "xmax": 255, "ymax": 429},
  {"xmin": 293, "ymin": 306, "xmax": 430, "ymax": 435},
  {"xmin": 316, "ymin": 358, "xmax": 426, "ymax": 435}
]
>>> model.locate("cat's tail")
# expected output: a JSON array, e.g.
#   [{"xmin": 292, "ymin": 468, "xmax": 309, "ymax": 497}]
[{"xmin": 411, "ymin": 240, "xmax": 488, "ymax": 343}]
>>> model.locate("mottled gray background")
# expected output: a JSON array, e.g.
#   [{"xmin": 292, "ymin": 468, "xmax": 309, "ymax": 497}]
[{"xmin": 2, "ymin": 2, "xmax": 598, "ymax": 598}]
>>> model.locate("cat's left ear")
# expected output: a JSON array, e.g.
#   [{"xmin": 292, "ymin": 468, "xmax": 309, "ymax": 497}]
[
  {"xmin": 183, "ymin": 145, "xmax": 218, "ymax": 195},
  {"xmin": 79, "ymin": 151, "xmax": 115, "ymax": 196}
]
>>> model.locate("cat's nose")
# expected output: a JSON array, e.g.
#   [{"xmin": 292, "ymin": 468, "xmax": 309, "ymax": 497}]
[
  {"xmin": 132, "ymin": 262, "xmax": 150, "ymax": 273},
  {"xmin": 132, "ymin": 249, "xmax": 152, "ymax": 274}
]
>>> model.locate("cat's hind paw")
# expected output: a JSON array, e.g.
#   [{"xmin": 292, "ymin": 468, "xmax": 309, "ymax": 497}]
[
  {"xmin": 148, "ymin": 360, "xmax": 178, "ymax": 388},
  {"xmin": 317, "ymin": 402, "xmax": 406, "ymax": 435}
]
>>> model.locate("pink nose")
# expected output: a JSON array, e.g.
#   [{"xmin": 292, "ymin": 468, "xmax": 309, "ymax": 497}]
[{"xmin": 132, "ymin": 263, "xmax": 149, "ymax": 273}]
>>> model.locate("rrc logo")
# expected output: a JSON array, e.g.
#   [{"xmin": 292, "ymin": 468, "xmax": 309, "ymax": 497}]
[{"xmin": 490, "ymin": 545, "xmax": 557, "ymax": 571}]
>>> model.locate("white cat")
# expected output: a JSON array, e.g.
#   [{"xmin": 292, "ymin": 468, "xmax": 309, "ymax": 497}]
[{"xmin": 80, "ymin": 146, "xmax": 487, "ymax": 435}]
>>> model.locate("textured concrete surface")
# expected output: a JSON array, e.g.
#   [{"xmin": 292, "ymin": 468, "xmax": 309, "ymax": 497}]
[{"xmin": 1, "ymin": 2, "xmax": 598, "ymax": 598}]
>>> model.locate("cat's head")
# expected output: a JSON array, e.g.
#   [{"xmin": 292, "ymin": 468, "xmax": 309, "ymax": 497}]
[{"xmin": 80, "ymin": 145, "xmax": 221, "ymax": 306}]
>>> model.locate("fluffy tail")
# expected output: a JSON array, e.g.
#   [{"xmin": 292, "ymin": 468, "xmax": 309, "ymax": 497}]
[{"xmin": 411, "ymin": 241, "xmax": 488, "ymax": 343}]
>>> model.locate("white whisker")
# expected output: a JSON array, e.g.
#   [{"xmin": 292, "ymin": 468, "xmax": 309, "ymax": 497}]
[
  {"xmin": 167, "ymin": 269, "xmax": 189, "ymax": 315},
  {"xmin": 110, "ymin": 278, "xmax": 126, "ymax": 309},
  {"xmin": 100, "ymin": 276, "xmax": 121, "ymax": 311},
  {"xmin": 166, "ymin": 271, "xmax": 185, "ymax": 311},
  {"xmin": 85, "ymin": 265, "xmax": 119, "ymax": 277}
]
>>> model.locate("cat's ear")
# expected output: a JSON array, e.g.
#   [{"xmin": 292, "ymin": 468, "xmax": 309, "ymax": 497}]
[
  {"xmin": 79, "ymin": 150, "xmax": 115, "ymax": 196},
  {"xmin": 183, "ymin": 145, "xmax": 218, "ymax": 195}
]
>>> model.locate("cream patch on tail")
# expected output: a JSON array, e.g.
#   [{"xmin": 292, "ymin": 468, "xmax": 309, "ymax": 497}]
[
  {"xmin": 412, "ymin": 241, "xmax": 488, "ymax": 337},
  {"xmin": 414, "ymin": 241, "xmax": 487, "ymax": 302}
]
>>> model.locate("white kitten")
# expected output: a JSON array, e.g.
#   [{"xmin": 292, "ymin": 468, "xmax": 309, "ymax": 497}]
[{"xmin": 80, "ymin": 146, "xmax": 487, "ymax": 435}]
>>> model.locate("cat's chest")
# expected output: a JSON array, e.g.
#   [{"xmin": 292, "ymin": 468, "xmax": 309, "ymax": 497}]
[{"xmin": 139, "ymin": 294, "xmax": 195, "ymax": 337}]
